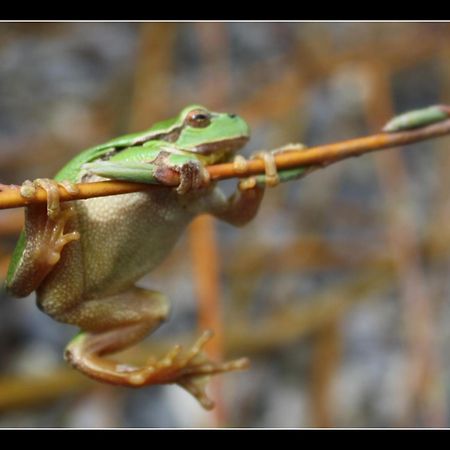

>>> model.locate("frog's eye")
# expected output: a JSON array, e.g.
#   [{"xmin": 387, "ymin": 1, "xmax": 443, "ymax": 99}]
[{"xmin": 185, "ymin": 109, "xmax": 211, "ymax": 128}]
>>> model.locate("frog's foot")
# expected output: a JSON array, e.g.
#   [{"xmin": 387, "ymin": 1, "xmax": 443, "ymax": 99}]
[
  {"xmin": 20, "ymin": 178, "xmax": 79, "ymax": 220},
  {"xmin": 9, "ymin": 188, "xmax": 80, "ymax": 298},
  {"xmin": 234, "ymin": 145, "xmax": 315, "ymax": 189},
  {"xmin": 270, "ymin": 143, "xmax": 319, "ymax": 181},
  {"xmin": 130, "ymin": 330, "xmax": 249, "ymax": 409},
  {"xmin": 21, "ymin": 178, "xmax": 80, "ymax": 267},
  {"xmin": 235, "ymin": 150, "xmax": 281, "ymax": 191},
  {"xmin": 29, "ymin": 205, "xmax": 80, "ymax": 267},
  {"xmin": 176, "ymin": 160, "xmax": 210, "ymax": 195},
  {"xmin": 65, "ymin": 329, "xmax": 249, "ymax": 410}
]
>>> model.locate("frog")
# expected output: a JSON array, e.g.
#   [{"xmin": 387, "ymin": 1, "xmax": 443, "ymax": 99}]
[{"xmin": 5, "ymin": 104, "xmax": 307, "ymax": 409}]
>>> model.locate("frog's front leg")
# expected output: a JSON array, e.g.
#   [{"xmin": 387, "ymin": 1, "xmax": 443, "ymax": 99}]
[
  {"xmin": 242, "ymin": 145, "xmax": 318, "ymax": 187},
  {"xmin": 83, "ymin": 149, "xmax": 210, "ymax": 195},
  {"xmin": 205, "ymin": 147, "xmax": 312, "ymax": 226},
  {"xmin": 6, "ymin": 179, "xmax": 80, "ymax": 297},
  {"xmin": 62, "ymin": 287, "xmax": 249, "ymax": 410}
]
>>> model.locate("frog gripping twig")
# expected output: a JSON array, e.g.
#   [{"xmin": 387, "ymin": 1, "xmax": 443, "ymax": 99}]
[{"xmin": 5, "ymin": 105, "xmax": 306, "ymax": 409}]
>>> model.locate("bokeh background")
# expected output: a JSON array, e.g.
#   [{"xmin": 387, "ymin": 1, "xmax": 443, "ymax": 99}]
[{"xmin": 0, "ymin": 22, "xmax": 450, "ymax": 428}]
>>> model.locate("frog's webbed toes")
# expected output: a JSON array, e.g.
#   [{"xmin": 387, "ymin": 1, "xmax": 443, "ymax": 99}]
[
  {"xmin": 129, "ymin": 330, "xmax": 249, "ymax": 409},
  {"xmin": 176, "ymin": 160, "xmax": 210, "ymax": 195},
  {"xmin": 21, "ymin": 178, "xmax": 80, "ymax": 266},
  {"xmin": 13, "ymin": 179, "xmax": 80, "ymax": 291},
  {"xmin": 28, "ymin": 203, "xmax": 80, "ymax": 267},
  {"xmin": 252, "ymin": 151, "xmax": 281, "ymax": 187},
  {"xmin": 234, "ymin": 150, "xmax": 281, "ymax": 191},
  {"xmin": 20, "ymin": 178, "xmax": 79, "ymax": 220},
  {"xmin": 235, "ymin": 145, "xmax": 312, "ymax": 190},
  {"xmin": 45, "ymin": 207, "xmax": 80, "ymax": 265},
  {"xmin": 66, "ymin": 327, "xmax": 249, "ymax": 410},
  {"xmin": 176, "ymin": 351, "xmax": 250, "ymax": 410}
]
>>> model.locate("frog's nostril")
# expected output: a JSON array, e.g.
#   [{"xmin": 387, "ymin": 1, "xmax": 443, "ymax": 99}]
[{"xmin": 229, "ymin": 113, "xmax": 237, "ymax": 118}]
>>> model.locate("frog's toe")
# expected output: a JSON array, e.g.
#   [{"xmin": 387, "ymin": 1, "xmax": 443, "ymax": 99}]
[
  {"xmin": 19, "ymin": 179, "xmax": 38, "ymax": 199},
  {"xmin": 237, "ymin": 150, "xmax": 283, "ymax": 190},
  {"xmin": 252, "ymin": 151, "xmax": 280, "ymax": 187},
  {"xmin": 129, "ymin": 330, "xmax": 249, "ymax": 409},
  {"xmin": 19, "ymin": 178, "xmax": 79, "ymax": 220},
  {"xmin": 174, "ymin": 349, "xmax": 249, "ymax": 409},
  {"xmin": 30, "ymin": 204, "xmax": 80, "ymax": 267},
  {"xmin": 178, "ymin": 375, "xmax": 215, "ymax": 409},
  {"xmin": 176, "ymin": 160, "xmax": 210, "ymax": 194}
]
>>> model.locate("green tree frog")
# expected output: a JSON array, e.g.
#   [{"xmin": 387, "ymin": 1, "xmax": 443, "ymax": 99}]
[{"xmin": 5, "ymin": 105, "xmax": 303, "ymax": 409}]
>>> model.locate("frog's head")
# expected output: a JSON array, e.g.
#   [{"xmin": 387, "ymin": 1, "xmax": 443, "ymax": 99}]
[{"xmin": 173, "ymin": 105, "xmax": 250, "ymax": 160}]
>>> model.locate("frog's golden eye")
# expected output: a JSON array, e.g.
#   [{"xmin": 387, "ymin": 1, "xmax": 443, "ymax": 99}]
[{"xmin": 185, "ymin": 109, "xmax": 211, "ymax": 128}]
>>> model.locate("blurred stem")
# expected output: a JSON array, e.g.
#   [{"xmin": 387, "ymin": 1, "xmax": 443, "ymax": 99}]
[
  {"xmin": 0, "ymin": 371, "xmax": 91, "ymax": 411},
  {"xmin": 364, "ymin": 61, "xmax": 447, "ymax": 427},
  {"xmin": 191, "ymin": 22, "xmax": 231, "ymax": 427},
  {"xmin": 189, "ymin": 215, "xmax": 225, "ymax": 423},
  {"xmin": 128, "ymin": 23, "xmax": 177, "ymax": 130},
  {"xmin": 310, "ymin": 319, "xmax": 341, "ymax": 428}
]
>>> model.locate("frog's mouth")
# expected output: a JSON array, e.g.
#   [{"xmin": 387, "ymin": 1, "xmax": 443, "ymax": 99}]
[{"xmin": 194, "ymin": 136, "xmax": 249, "ymax": 156}]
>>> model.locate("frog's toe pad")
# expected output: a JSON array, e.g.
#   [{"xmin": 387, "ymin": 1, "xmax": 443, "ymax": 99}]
[
  {"xmin": 176, "ymin": 160, "xmax": 210, "ymax": 194},
  {"xmin": 20, "ymin": 178, "xmax": 79, "ymax": 220},
  {"xmin": 28, "ymin": 204, "xmax": 80, "ymax": 268},
  {"xmin": 129, "ymin": 330, "xmax": 250, "ymax": 409}
]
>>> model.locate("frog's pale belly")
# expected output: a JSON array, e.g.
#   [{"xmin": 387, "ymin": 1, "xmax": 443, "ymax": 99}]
[
  {"xmin": 79, "ymin": 190, "xmax": 197, "ymax": 296},
  {"xmin": 37, "ymin": 189, "xmax": 199, "ymax": 312}
]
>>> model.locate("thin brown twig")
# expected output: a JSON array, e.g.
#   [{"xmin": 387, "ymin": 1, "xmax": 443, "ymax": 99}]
[{"xmin": 0, "ymin": 118, "xmax": 449, "ymax": 210}]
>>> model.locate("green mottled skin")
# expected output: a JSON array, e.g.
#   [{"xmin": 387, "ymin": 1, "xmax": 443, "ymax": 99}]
[{"xmin": 55, "ymin": 104, "xmax": 249, "ymax": 182}]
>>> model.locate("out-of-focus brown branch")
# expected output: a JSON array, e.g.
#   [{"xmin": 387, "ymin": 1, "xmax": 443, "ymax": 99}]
[
  {"xmin": 365, "ymin": 63, "xmax": 447, "ymax": 427},
  {"xmin": 310, "ymin": 319, "xmax": 341, "ymax": 428},
  {"xmin": 0, "ymin": 117, "xmax": 450, "ymax": 210},
  {"xmin": 191, "ymin": 22, "xmax": 232, "ymax": 427}
]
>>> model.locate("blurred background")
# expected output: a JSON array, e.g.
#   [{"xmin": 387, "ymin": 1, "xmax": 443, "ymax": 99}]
[{"xmin": 0, "ymin": 22, "xmax": 449, "ymax": 428}]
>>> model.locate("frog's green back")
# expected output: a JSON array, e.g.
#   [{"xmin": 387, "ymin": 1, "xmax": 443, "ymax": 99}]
[
  {"xmin": 54, "ymin": 125, "xmax": 175, "ymax": 182},
  {"xmin": 54, "ymin": 107, "xmax": 200, "ymax": 182}
]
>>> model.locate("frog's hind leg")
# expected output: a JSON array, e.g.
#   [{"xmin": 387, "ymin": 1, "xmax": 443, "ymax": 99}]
[
  {"xmin": 7, "ymin": 179, "xmax": 80, "ymax": 297},
  {"xmin": 64, "ymin": 288, "xmax": 170, "ymax": 373},
  {"xmin": 63, "ymin": 287, "xmax": 249, "ymax": 409}
]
